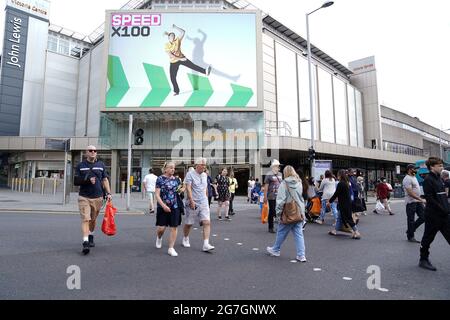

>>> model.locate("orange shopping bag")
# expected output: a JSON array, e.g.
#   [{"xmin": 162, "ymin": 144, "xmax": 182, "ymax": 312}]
[
  {"xmin": 102, "ymin": 201, "xmax": 117, "ymax": 236},
  {"xmin": 261, "ymin": 203, "xmax": 269, "ymax": 224}
]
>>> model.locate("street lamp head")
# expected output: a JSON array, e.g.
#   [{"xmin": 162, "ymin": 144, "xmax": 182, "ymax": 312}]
[{"xmin": 321, "ymin": 1, "xmax": 334, "ymax": 8}]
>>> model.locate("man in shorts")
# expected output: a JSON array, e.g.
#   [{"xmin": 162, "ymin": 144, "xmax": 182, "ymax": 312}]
[
  {"xmin": 143, "ymin": 168, "xmax": 158, "ymax": 214},
  {"xmin": 182, "ymin": 158, "xmax": 215, "ymax": 252},
  {"xmin": 74, "ymin": 146, "xmax": 112, "ymax": 255}
]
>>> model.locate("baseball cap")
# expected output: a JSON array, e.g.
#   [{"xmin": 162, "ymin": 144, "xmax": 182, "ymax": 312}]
[{"xmin": 407, "ymin": 164, "xmax": 416, "ymax": 171}]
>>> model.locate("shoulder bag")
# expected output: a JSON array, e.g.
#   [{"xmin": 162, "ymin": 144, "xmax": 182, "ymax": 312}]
[{"xmin": 281, "ymin": 182, "xmax": 304, "ymax": 225}]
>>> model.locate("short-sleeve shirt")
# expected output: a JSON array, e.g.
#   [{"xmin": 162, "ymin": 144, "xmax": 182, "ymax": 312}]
[
  {"xmin": 156, "ymin": 175, "xmax": 180, "ymax": 208},
  {"xmin": 264, "ymin": 172, "xmax": 282, "ymax": 201},
  {"xmin": 185, "ymin": 170, "xmax": 208, "ymax": 205},
  {"xmin": 165, "ymin": 38, "xmax": 185, "ymax": 63},
  {"xmin": 143, "ymin": 174, "xmax": 158, "ymax": 193},
  {"xmin": 76, "ymin": 160, "xmax": 109, "ymax": 199},
  {"xmin": 403, "ymin": 175, "xmax": 421, "ymax": 204}
]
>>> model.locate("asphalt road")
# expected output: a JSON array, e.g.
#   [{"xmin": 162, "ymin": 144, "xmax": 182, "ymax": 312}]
[{"xmin": 0, "ymin": 199, "xmax": 449, "ymax": 300}]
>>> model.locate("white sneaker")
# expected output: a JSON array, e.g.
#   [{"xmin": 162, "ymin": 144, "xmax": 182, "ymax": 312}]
[
  {"xmin": 297, "ymin": 256, "xmax": 307, "ymax": 263},
  {"xmin": 182, "ymin": 238, "xmax": 191, "ymax": 248},
  {"xmin": 266, "ymin": 246, "xmax": 280, "ymax": 257},
  {"xmin": 168, "ymin": 248, "xmax": 178, "ymax": 257},
  {"xmin": 156, "ymin": 237, "xmax": 162, "ymax": 249},
  {"xmin": 203, "ymin": 243, "xmax": 215, "ymax": 252}
]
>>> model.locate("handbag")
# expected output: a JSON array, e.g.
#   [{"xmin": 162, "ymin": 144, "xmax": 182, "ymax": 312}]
[
  {"xmin": 102, "ymin": 201, "xmax": 117, "ymax": 236},
  {"xmin": 281, "ymin": 182, "xmax": 304, "ymax": 225}
]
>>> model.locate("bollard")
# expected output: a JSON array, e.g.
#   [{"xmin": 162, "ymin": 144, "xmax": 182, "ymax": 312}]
[
  {"xmin": 30, "ymin": 179, "xmax": 34, "ymax": 193},
  {"xmin": 41, "ymin": 179, "xmax": 45, "ymax": 195},
  {"xmin": 53, "ymin": 179, "xmax": 57, "ymax": 195},
  {"xmin": 142, "ymin": 182, "xmax": 145, "ymax": 200},
  {"xmin": 23, "ymin": 179, "xmax": 27, "ymax": 193},
  {"xmin": 18, "ymin": 179, "xmax": 22, "ymax": 193},
  {"xmin": 121, "ymin": 181, "xmax": 126, "ymax": 199},
  {"xmin": 11, "ymin": 178, "xmax": 15, "ymax": 191}
]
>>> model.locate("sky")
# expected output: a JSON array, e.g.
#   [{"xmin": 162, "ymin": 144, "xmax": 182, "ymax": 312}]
[{"xmin": 1, "ymin": 0, "xmax": 449, "ymax": 130}]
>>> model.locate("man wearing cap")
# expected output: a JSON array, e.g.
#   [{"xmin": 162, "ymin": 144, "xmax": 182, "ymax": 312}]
[
  {"xmin": 264, "ymin": 160, "xmax": 283, "ymax": 233},
  {"xmin": 74, "ymin": 146, "xmax": 112, "ymax": 255},
  {"xmin": 403, "ymin": 164, "xmax": 426, "ymax": 243}
]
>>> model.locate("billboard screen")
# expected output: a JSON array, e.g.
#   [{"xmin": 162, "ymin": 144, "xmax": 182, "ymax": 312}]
[{"xmin": 103, "ymin": 10, "xmax": 261, "ymax": 111}]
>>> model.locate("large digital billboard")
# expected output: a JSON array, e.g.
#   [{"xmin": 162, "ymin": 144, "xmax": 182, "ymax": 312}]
[{"xmin": 103, "ymin": 10, "xmax": 262, "ymax": 111}]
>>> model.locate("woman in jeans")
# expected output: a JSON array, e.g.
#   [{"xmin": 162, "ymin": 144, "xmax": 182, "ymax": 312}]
[
  {"xmin": 266, "ymin": 166, "xmax": 307, "ymax": 262},
  {"xmin": 316, "ymin": 170, "xmax": 338, "ymax": 225},
  {"xmin": 327, "ymin": 169, "xmax": 361, "ymax": 240},
  {"xmin": 155, "ymin": 162, "xmax": 182, "ymax": 257}
]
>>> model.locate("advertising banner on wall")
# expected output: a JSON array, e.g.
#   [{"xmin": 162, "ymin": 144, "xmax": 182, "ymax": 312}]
[
  {"xmin": 312, "ymin": 160, "xmax": 333, "ymax": 183},
  {"xmin": 103, "ymin": 10, "xmax": 261, "ymax": 111}
]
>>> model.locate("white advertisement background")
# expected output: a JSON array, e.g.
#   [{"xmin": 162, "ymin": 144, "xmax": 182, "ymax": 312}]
[{"xmin": 108, "ymin": 12, "xmax": 258, "ymax": 108}]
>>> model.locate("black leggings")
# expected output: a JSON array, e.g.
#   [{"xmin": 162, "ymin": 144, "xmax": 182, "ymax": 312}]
[{"xmin": 170, "ymin": 59, "xmax": 206, "ymax": 94}]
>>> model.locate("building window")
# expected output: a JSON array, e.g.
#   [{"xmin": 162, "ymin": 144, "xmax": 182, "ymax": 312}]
[
  {"xmin": 275, "ymin": 42, "xmax": 299, "ymax": 137},
  {"xmin": 383, "ymin": 141, "xmax": 423, "ymax": 157},
  {"xmin": 333, "ymin": 77, "xmax": 348, "ymax": 145},
  {"xmin": 347, "ymin": 85, "xmax": 357, "ymax": 147},
  {"xmin": 318, "ymin": 67, "xmax": 335, "ymax": 143},
  {"xmin": 48, "ymin": 35, "xmax": 58, "ymax": 52},
  {"xmin": 297, "ymin": 55, "xmax": 318, "ymax": 139},
  {"xmin": 58, "ymin": 39, "xmax": 70, "ymax": 55},
  {"xmin": 355, "ymin": 90, "xmax": 364, "ymax": 148}
]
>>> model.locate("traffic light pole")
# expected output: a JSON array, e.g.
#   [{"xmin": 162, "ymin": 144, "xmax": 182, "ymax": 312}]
[{"xmin": 127, "ymin": 114, "xmax": 133, "ymax": 211}]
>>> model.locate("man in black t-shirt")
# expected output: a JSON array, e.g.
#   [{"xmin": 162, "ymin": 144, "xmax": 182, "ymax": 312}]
[{"xmin": 74, "ymin": 146, "xmax": 112, "ymax": 255}]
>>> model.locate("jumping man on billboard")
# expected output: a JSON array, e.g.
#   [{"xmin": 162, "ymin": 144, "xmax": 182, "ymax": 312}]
[{"xmin": 165, "ymin": 24, "xmax": 212, "ymax": 96}]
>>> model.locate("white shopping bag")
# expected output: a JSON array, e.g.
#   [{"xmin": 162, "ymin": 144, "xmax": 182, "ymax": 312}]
[{"xmin": 375, "ymin": 200, "xmax": 385, "ymax": 213}]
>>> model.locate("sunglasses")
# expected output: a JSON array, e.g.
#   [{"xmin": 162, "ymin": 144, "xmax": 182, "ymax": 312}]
[{"xmin": 88, "ymin": 150, "xmax": 97, "ymax": 153}]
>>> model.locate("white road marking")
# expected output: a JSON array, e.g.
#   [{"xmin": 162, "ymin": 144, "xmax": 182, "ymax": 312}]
[
  {"xmin": 252, "ymin": 248, "xmax": 259, "ymax": 251},
  {"xmin": 314, "ymin": 268, "xmax": 322, "ymax": 272},
  {"xmin": 343, "ymin": 277, "xmax": 353, "ymax": 281},
  {"xmin": 237, "ymin": 243, "xmax": 243, "ymax": 246},
  {"xmin": 290, "ymin": 260, "xmax": 298, "ymax": 264},
  {"xmin": 377, "ymin": 288, "xmax": 389, "ymax": 292},
  {"xmin": 224, "ymin": 238, "xmax": 230, "ymax": 241}
]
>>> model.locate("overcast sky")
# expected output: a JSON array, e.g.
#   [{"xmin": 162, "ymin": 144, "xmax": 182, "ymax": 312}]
[{"xmin": 1, "ymin": 0, "xmax": 449, "ymax": 130}]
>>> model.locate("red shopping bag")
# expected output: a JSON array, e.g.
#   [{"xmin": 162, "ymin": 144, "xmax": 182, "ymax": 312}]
[
  {"xmin": 102, "ymin": 201, "xmax": 117, "ymax": 236},
  {"xmin": 261, "ymin": 203, "xmax": 269, "ymax": 224}
]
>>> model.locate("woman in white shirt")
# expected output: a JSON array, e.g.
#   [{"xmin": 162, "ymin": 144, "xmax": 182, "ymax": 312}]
[{"xmin": 316, "ymin": 171, "xmax": 338, "ymax": 225}]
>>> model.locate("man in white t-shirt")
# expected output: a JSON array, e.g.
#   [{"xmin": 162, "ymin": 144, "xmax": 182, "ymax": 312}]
[
  {"xmin": 143, "ymin": 169, "xmax": 158, "ymax": 214},
  {"xmin": 182, "ymin": 158, "xmax": 215, "ymax": 252}
]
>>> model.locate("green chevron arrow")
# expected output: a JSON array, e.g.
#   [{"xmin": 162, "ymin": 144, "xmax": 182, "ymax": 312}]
[
  {"xmin": 185, "ymin": 74, "xmax": 213, "ymax": 108},
  {"xmin": 226, "ymin": 84, "xmax": 254, "ymax": 108},
  {"xmin": 141, "ymin": 63, "xmax": 171, "ymax": 107},
  {"xmin": 106, "ymin": 55, "xmax": 130, "ymax": 108}
]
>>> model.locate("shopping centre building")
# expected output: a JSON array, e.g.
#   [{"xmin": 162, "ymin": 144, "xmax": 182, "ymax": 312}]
[{"xmin": 1, "ymin": 0, "xmax": 449, "ymax": 195}]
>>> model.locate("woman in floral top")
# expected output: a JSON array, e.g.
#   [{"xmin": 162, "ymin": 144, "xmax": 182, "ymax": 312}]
[
  {"xmin": 215, "ymin": 167, "xmax": 231, "ymax": 221},
  {"xmin": 155, "ymin": 162, "xmax": 181, "ymax": 257}
]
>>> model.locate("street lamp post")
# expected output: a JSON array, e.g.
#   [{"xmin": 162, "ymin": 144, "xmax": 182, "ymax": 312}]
[{"xmin": 306, "ymin": 1, "xmax": 334, "ymax": 177}]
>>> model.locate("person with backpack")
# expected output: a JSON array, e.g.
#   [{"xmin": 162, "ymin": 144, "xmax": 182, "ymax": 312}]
[
  {"xmin": 266, "ymin": 166, "xmax": 307, "ymax": 262},
  {"xmin": 74, "ymin": 145, "xmax": 112, "ymax": 256}
]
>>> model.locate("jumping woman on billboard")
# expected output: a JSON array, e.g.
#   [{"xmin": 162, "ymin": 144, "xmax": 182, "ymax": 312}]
[{"xmin": 165, "ymin": 24, "xmax": 212, "ymax": 96}]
